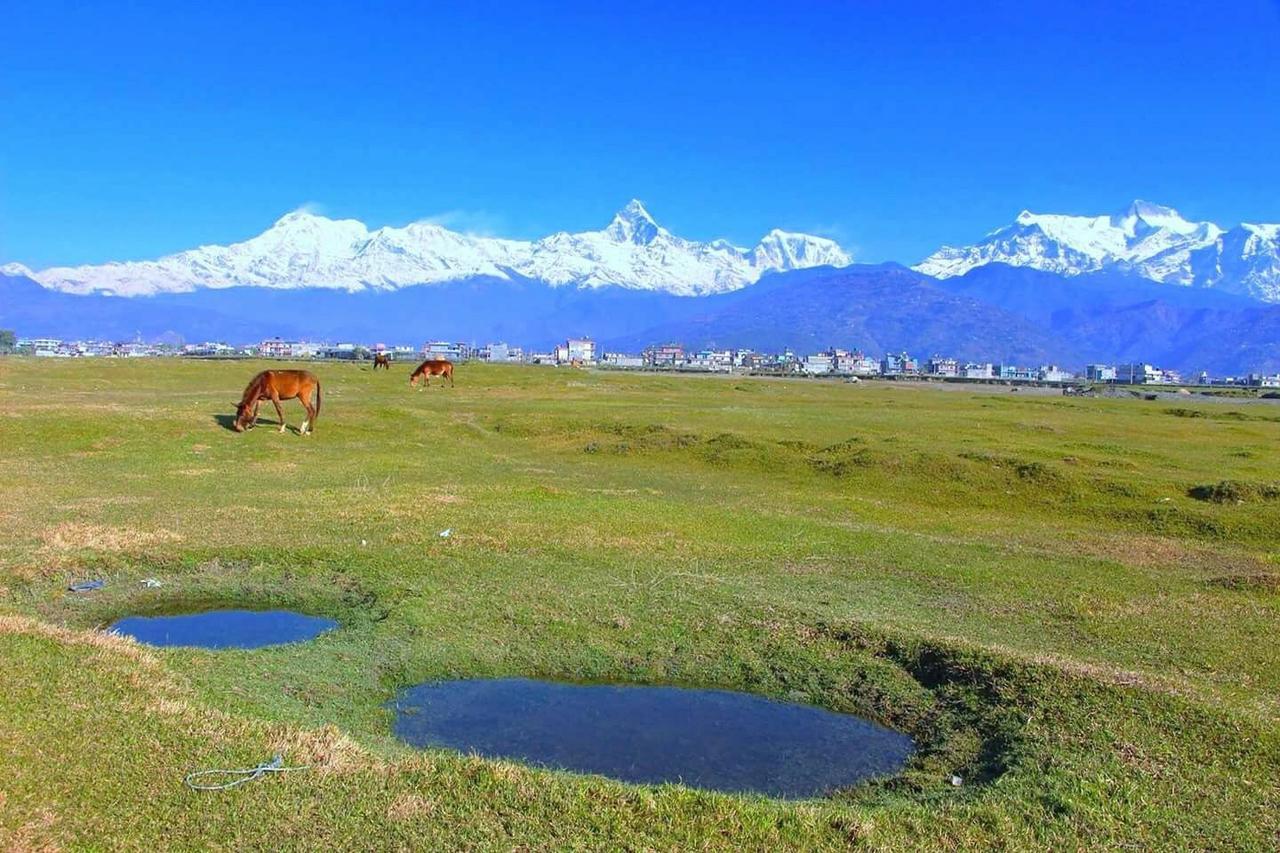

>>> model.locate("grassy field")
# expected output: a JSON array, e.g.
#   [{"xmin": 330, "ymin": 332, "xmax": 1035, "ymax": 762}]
[{"xmin": 0, "ymin": 357, "xmax": 1277, "ymax": 850}]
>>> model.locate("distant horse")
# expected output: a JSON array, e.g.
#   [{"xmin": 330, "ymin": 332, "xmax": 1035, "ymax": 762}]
[
  {"xmin": 372, "ymin": 353, "xmax": 392, "ymax": 370},
  {"xmin": 409, "ymin": 358, "xmax": 454, "ymax": 388},
  {"xmin": 233, "ymin": 369, "xmax": 322, "ymax": 435}
]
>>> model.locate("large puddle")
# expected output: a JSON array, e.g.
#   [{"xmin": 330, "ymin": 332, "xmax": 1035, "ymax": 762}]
[
  {"xmin": 109, "ymin": 609, "xmax": 337, "ymax": 649},
  {"xmin": 392, "ymin": 678, "xmax": 915, "ymax": 797}
]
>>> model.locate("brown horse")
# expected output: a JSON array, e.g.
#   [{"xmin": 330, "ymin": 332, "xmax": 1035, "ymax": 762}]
[
  {"xmin": 372, "ymin": 353, "xmax": 391, "ymax": 370},
  {"xmin": 233, "ymin": 369, "xmax": 322, "ymax": 435},
  {"xmin": 409, "ymin": 358, "xmax": 454, "ymax": 388}
]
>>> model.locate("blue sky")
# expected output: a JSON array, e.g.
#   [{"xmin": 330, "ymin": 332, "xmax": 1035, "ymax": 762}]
[{"xmin": 3, "ymin": 1, "xmax": 1279, "ymax": 268}]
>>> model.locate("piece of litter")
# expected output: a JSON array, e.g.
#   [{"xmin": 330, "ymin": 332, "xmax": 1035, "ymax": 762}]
[
  {"xmin": 438, "ymin": 529, "xmax": 452, "ymax": 538},
  {"xmin": 185, "ymin": 754, "xmax": 311, "ymax": 792},
  {"xmin": 141, "ymin": 578, "xmax": 162, "ymax": 588},
  {"xmin": 361, "ymin": 539, "xmax": 368, "ymax": 547},
  {"xmin": 950, "ymin": 775, "xmax": 963, "ymax": 787},
  {"xmin": 68, "ymin": 579, "xmax": 105, "ymax": 593}
]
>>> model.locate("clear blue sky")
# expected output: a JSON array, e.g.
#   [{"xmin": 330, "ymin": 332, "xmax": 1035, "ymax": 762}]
[{"xmin": 3, "ymin": 1, "xmax": 1279, "ymax": 269}]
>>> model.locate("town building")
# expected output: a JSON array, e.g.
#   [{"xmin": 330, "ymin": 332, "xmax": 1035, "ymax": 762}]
[
  {"xmin": 880, "ymin": 352, "xmax": 918, "ymax": 375},
  {"xmin": 603, "ymin": 352, "xmax": 644, "ymax": 368},
  {"xmin": 925, "ymin": 357, "xmax": 959, "ymax": 377},
  {"xmin": 688, "ymin": 349, "xmax": 734, "ymax": 371},
  {"xmin": 803, "ymin": 353, "xmax": 834, "ymax": 375},
  {"xmin": 1115, "ymin": 363, "xmax": 1171, "ymax": 384},
  {"xmin": 1037, "ymin": 365, "xmax": 1073, "ymax": 383},
  {"xmin": 643, "ymin": 343, "xmax": 686, "ymax": 367},
  {"xmin": 422, "ymin": 341, "xmax": 470, "ymax": 361}
]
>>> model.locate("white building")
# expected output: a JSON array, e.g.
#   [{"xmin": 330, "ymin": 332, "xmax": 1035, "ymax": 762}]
[
  {"xmin": 962, "ymin": 362, "xmax": 994, "ymax": 379},
  {"xmin": 557, "ymin": 338, "xmax": 596, "ymax": 364},
  {"xmin": 847, "ymin": 355, "xmax": 881, "ymax": 376},
  {"xmin": 803, "ymin": 354, "xmax": 834, "ymax": 375},
  {"xmin": 603, "ymin": 352, "xmax": 644, "ymax": 368},
  {"xmin": 423, "ymin": 341, "xmax": 468, "ymax": 360},
  {"xmin": 1038, "ymin": 365, "xmax": 1073, "ymax": 383}
]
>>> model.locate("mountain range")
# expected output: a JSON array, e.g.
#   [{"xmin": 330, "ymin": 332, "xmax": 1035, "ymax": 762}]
[
  {"xmin": 2, "ymin": 199, "xmax": 1278, "ymax": 374},
  {"xmin": 915, "ymin": 201, "xmax": 1280, "ymax": 303},
  {"xmin": 2, "ymin": 200, "xmax": 849, "ymax": 298}
]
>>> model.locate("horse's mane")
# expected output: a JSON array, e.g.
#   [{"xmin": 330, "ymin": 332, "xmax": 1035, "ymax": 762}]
[{"xmin": 238, "ymin": 371, "xmax": 268, "ymax": 405}]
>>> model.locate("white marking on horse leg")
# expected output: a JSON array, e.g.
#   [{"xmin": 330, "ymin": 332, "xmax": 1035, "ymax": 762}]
[
  {"xmin": 279, "ymin": 422, "xmax": 287, "ymax": 433},
  {"xmin": 301, "ymin": 419, "xmax": 310, "ymax": 434}
]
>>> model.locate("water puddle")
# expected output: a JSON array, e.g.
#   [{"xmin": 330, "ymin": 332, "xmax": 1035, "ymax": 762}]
[
  {"xmin": 109, "ymin": 609, "xmax": 337, "ymax": 649},
  {"xmin": 392, "ymin": 678, "xmax": 914, "ymax": 797}
]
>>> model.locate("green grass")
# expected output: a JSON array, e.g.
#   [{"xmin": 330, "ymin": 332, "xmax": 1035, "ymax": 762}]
[{"xmin": 0, "ymin": 358, "xmax": 1277, "ymax": 850}]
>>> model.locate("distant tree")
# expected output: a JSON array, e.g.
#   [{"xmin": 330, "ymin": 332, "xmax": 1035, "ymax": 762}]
[{"xmin": 0, "ymin": 329, "xmax": 15, "ymax": 354}]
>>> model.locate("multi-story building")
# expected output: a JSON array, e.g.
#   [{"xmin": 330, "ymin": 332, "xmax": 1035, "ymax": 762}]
[
  {"xmin": 688, "ymin": 349, "xmax": 734, "ymax": 372},
  {"xmin": 925, "ymin": 357, "xmax": 959, "ymax": 377},
  {"xmin": 1037, "ymin": 365, "xmax": 1073, "ymax": 383},
  {"xmin": 422, "ymin": 341, "xmax": 469, "ymax": 361},
  {"xmin": 803, "ymin": 353, "xmax": 834, "ymax": 375},
  {"xmin": 562, "ymin": 338, "xmax": 596, "ymax": 364},
  {"xmin": 962, "ymin": 362, "xmax": 994, "ymax": 379},
  {"xmin": 603, "ymin": 352, "xmax": 644, "ymax": 368},
  {"xmin": 643, "ymin": 343, "xmax": 686, "ymax": 367},
  {"xmin": 880, "ymin": 352, "xmax": 918, "ymax": 376},
  {"xmin": 1086, "ymin": 364, "xmax": 1117, "ymax": 382},
  {"xmin": 1115, "ymin": 363, "xmax": 1168, "ymax": 384},
  {"xmin": 320, "ymin": 343, "xmax": 360, "ymax": 360},
  {"xmin": 845, "ymin": 354, "xmax": 881, "ymax": 375},
  {"xmin": 258, "ymin": 338, "xmax": 292, "ymax": 358},
  {"xmin": 995, "ymin": 364, "xmax": 1037, "ymax": 381}
]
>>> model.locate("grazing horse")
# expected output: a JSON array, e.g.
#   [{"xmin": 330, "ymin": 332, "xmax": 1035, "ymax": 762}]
[
  {"xmin": 372, "ymin": 353, "xmax": 391, "ymax": 370},
  {"xmin": 233, "ymin": 370, "xmax": 322, "ymax": 435},
  {"xmin": 409, "ymin": 358, "xmax": 454, "ymax": 388}
]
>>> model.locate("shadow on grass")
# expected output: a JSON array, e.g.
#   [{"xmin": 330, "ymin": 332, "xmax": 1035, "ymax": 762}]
[{"xmin": 212, "ymin": 414, "xmax": 285, "ymax": 432}]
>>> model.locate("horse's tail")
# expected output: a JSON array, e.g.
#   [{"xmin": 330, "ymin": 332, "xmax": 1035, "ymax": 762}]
[{"xmin": 313, "ymin": 379, "xmax": 322, "ymax": 425}]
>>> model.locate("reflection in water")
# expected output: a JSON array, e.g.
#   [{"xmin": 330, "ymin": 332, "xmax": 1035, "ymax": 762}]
[
  {"xmin": 393, "ymin": 678, "xmax": 914, "ymax": 798},
  {"xmin": 110, "ymin": 609, "xmax": 336, "ymax": 649}
]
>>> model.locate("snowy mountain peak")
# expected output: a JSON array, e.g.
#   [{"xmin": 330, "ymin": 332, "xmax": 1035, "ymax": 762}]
[
  {"xmin": 1111, "ymin": 200, "xmax": 1198, "ymax": 235},
  {"xmin": 13, "ymin": 201, "xmax": 852, "ymax": 298},
  {"xmin": 915, "ymin": 202, "xmax": 1278, "ymax": 303},
  {"xmin": 604, "ymin": 199, "xmax": 663, "ymax": 245}
]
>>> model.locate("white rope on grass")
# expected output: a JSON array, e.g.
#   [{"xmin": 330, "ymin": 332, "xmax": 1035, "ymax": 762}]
[{"xmin": 185, "ymin": 754, "xmax": 310, "ymax": 791}]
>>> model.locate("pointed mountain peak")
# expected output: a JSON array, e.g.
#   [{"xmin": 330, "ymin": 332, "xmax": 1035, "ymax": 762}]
[
  {"xmin": 618, "ymin": 198, "xmax": 656, "ymax": 223},
  {"xmin": 1111, "ymin": 200, "xmax": 1197, "ymax": 234},
  {"xmin": 1119, "ymin": 199, "xmax": 1180, "ymax": 220},
  {"xmin": 604, "ymin": 199, "xmax": 662, "ymax": 245}
]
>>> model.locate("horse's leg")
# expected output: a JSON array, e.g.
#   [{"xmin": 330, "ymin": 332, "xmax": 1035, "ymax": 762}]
[
  {"xmin": 299, "ymin": 393, "xmax": 314, "ymax": 435},
  {"xmin": 449, "ymin": 369, "xmax": 455, "ymax": 388},
  {"xmin": 271, "ymin": 392, "xmax": 286, "ymax": 433}
]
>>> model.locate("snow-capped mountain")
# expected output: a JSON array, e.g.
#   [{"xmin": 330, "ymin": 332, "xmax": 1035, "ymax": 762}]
[
  {"xmin": 15, "ymin": 200, "xmax": 851, "ymax": 298},
  {"xmin": 915, "ymin": 201, "xmax": 1280, "ymax": 302}
]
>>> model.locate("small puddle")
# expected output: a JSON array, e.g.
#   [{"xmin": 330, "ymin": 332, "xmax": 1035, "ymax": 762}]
[
  {"xmin": 392, "ymin": 678, "xmax": 914, "ymax": 798},
  {"xmin": 109, "ymin": 609, "xmax": 337, "ymax": 649}
]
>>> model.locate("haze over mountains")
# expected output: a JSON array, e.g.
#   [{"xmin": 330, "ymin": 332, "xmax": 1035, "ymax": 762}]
[{"xmin": 2, "ymin": 200, "xmax": 1278, "ymax": 373}]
